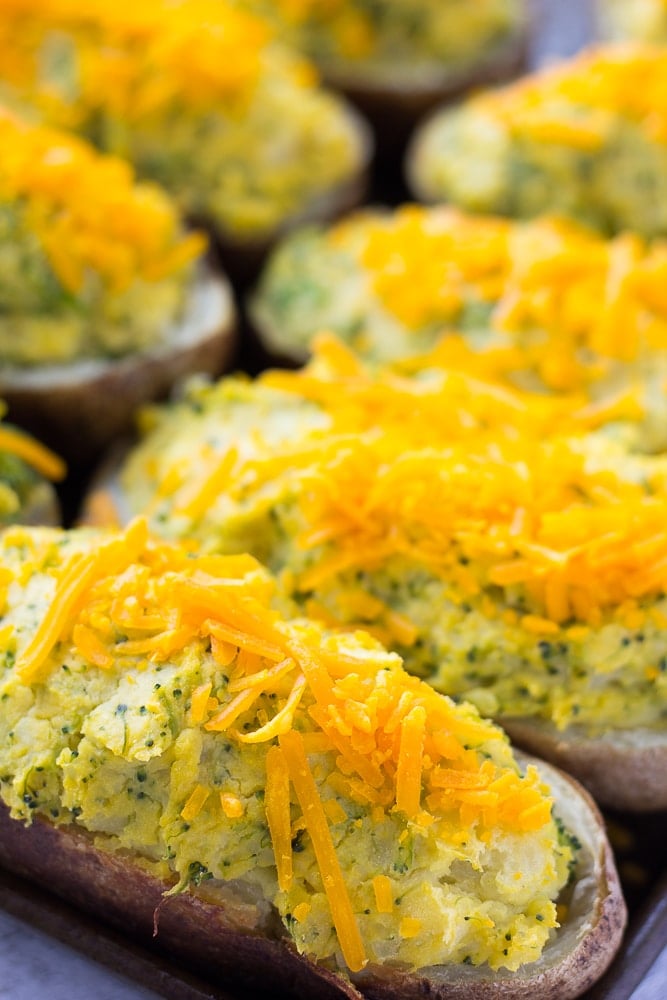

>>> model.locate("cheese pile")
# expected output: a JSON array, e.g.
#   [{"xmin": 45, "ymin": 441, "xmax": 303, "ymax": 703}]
[
  {"xmin": 0, "ymin": 0, "xmax": 365, "ymax": 238},
  {"xmin": 0, "ymin": 520, "xmax": 571, "ymax": 973},
  {"xmin": 468, "ymin": 45, "xmax": 667, "ymax": 147},
  {"xmin": 118, "ymin": 342, "xmax": 667, "ymax": 731},
  {"xmin": 0, "ymin": 107, "xmax": 204, "ymax": 297},
  {"xmin": 128, "ymin": 347, "xmax": 667, "ymax": 627},
  {"xmin": 409, "ymin": 46, "xmax": 667, "ymax": 239},
  {"xmin": 0, "ymin": 0, "xmax": 276, "ymax": 124},
  {"xmin": 255, "ymin": 205, "xmax": 667, "ymax": 396}
]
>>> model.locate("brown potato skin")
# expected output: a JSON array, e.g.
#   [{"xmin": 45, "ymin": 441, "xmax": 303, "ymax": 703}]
[
  {"xmin": 0, "ymin": 803, "xmax": 362, "ymax": 1000},
  {"xmin": 0, "ymin": 756, "xmax": 626, "ymax": 1000},
  {"xmin": 0, "ymin": 265, "xmax": 237, "ymax": 467}
]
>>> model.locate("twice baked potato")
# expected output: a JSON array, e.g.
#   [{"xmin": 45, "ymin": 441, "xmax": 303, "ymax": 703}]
[
  {"xmin": 0, "ymin": 106, "xmax": 236, "ymax": 463},
  {"xmin": 0, "ymin": 520, "xmax": 626, "ymax": 998},
  {"xmin": 237, "ymin": 0, "xmax": 528, "ymax": 150},
  {"xmin": 408, "ymin": 46, "xmax": 667, "ymax": 239},
  {"xmin": 251, "ymin": 205, "xmax": 667, "ymax": 438}
]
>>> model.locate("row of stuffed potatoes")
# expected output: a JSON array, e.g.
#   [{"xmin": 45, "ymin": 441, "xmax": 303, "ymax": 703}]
[{"xmin": 1, "ymin": 1, "xmax": 667, "ymax": 994}]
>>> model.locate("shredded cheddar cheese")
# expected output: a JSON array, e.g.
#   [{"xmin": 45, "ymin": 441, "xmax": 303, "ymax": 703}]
[
  {"xmin": 0, "ymin": 422, "xmax": 65, "ymax": 482},
  {"xmin": 0, "ymin": 1, "xmax": 364, "ymax": 240},
  {"xmin": 0, "ymin": 107, "xmax": 204, "ymax": 297},
  {"xmin": 261, "ymin": 204, "xmax": 667, "ymax": 390},
  {"xmin": 473, "ymin": 45, "xmax": 667, "ymax": 145},
  {"xmin": 410, "ymin": 44, "xmax": 667, "ymax": 240},
  {"xmin": 372, "ymin": 874, "xmax": 393, "ymax": 914},
  {"xmin": 125, "ymin": 342, "xmax": 667, "ymax": 628},
  {"xmin": 0, "ymin": 1, "xmax": 274, "ymax": 123},
  {"xmin": 181, "ymin": 783, "xmax": 209, "ymax": 821}
]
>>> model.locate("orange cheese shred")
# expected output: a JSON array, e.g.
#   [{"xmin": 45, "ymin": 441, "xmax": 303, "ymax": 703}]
[
  {"xmin": 204, "ymin": 687, "xmax": 259, "ymax": 733},
  {"xmin": 204, "ymin": 619, "xmax": 286, "ymax": 662},
  {"xmin": 189, "ymin": 682, "xmax": 213, "ymax": 724},
  {"xmin": 234, "ymin": 673, "xmax": 306, "ymax": 744},
  {"xmin": 181, "ymin": 784, "xmax": 210, "ymax": 822},
  {"xmin": 0, "ymin": 425, "xmax": 65, "ymax": 481},
  {"xmin": 72, "ymin": 623, "xmax": 114, "ymax": 670},
  {"xmin": 372, "ymin": 875, "xmax": 393, "ymax": 914},
  {"xmin": 177, "ymin": 447, "xmax": 239, "ymax": 520},
  {"xmin": 220, "ymin": 792, "xmax": 245, "ymax": 819},
  {"xmin": 16, "ymin": 518, "xmax": 148, "ymax": 683},
  {"xmin": 280, "ymin": 730, "xmax": 367, "ymax": 973},
  {"xmin": 265, "ymin": 745, "xmax": 293, "ymax": 892},
  {"xmin": 395, "ymin": 705, "xmax": 426, "ymax": 818}
]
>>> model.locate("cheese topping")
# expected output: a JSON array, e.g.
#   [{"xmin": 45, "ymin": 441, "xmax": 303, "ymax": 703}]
[
  {"xmin": 0, "ymin": 0, "xmax": 274, "ymax": 122},
  {"xmin": 0, "ymin": 524, "xmax": 571, "ymax": 973},
  {"xmin": 254, "ymin": 205, "xmax": 667, "ymax": 393},
  {"xmin": 473, "ymin": 45, "xmax": 667, "ymax": 146},
  {"xmin": 0, "ymin": 1, "xmax": 365, "ymax": 238},
  {"xmin": 0, "ymin": 107, "xmax": 204, "ymax": 297},
  {"xmin": 120, "ymin": 346, "xmax": 667, "ymax": 732},
  {"xmin": 124, "ymin": 345, "xmax": 667, "ymax": 625}
]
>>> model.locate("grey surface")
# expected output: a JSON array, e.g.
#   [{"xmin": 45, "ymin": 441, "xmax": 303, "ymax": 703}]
[
  {"xmin": 0, "ymin": 909, "xmax": 162, "ymax": 1000},
  {"xmin": 1, "ymin": 904, "xmax": 666, "ymax": 1000}
]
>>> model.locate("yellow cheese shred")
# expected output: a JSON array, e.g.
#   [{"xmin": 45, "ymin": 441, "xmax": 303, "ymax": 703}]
[
  {"xmin": 265, "ymin": 745, "xmax": 293, "ymax": 892},
  {"xmin": 280, "ymin": 729, "xmax": 367, "ymax": 973},
  {"xmin": 0, "ymin": 424, "xmax": 65, "ymax": 481},
  {"xmin": 372, "ymin": 875, "xmax": 393, "ymax": 914},
  {"xmin": 395, "ymin": 705, "xmax": 426, "ymax": 818},
  {"xmin": 16, "ymin": 518, "xmax": 148, "ymax": 682},
  {"xmin": 0, "ymin": 108, "xmax": 205, "ymax": 296},
  {"xmin": 189, "ymin": 682, "xmax": 213, "ymax": 724},
  {"xmin": 181, "ymin": 783, "xmax": 210, "ymax": 822}
]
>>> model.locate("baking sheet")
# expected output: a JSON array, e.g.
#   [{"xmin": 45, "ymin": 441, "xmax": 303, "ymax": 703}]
[{"xmin": 3, "ymin": 1, "xmax": 667, "ymax": 998}]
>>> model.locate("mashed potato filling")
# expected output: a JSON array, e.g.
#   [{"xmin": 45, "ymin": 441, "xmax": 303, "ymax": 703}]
[
  {"xmin": 0, "ymin": 107, "xmax": 204, "ymax": 365},
  {"xmin": 120, "ymin": 344, "xmax": 667, "ymax": 734},
  {"xmin": 0, "ymin": 522, "xmax": 571, "ymax": 973},
  {"xmin": 601, "ymin": 0, "xmax": 667, "ymax": 42}
]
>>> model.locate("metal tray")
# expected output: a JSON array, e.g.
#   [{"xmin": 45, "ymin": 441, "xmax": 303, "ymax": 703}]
[{"xmin": 2, "ymin": 2, "xmax": 666, "ymax": 998}]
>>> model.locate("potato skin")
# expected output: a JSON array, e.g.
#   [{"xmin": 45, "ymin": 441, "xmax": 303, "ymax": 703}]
[
  {"xmin": 356, "ymin": 759, "xmax": 627, "ymax": 1000},
  {"xmin": 0, "ymin": 266, "xmax": 237, "ymax": 467},
  {"xmin": 0, "ymin": 756, "xmax": 626, "ymax": 1000},
  {"xmin": 0, "ymin": 803, "xmax": 363, "ymax": 1000}
]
